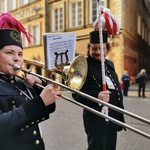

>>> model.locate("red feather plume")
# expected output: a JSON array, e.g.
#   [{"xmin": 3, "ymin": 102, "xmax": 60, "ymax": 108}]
[{"xmin": 0, "ymin": 12, "xmax": 34, "ymax": 43}]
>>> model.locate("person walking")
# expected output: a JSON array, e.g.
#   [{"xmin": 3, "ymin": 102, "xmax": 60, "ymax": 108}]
[
  {"xmin": 137, "ymin": 69, "xmax": 147, "ymax": 97},
  {"xmin": 121, "ymin": 70, "xmax": 131, "ymax": 96}
]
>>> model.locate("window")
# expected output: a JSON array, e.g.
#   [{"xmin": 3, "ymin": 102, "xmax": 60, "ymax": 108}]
[
  {"xmin": 70, "ymin": 1, "xmax": 82, "ymax": 27},
  {"xmin": 137, "ymin": 13, "xmax": 141, "ymax": 35},
  {"xmin": 89, "ymin": 0, "xmax": 105, "ymax": 24},
  {"xmin": 141, "ymin": 21, "xmax": 145, "ymax": 39},
  {"xmin": 20, "ymin": 0, "xmax": 29, "ymax": 7},
  {"xmin": 0, "ymin": 0, "xmax": 8, "ymax": 12},
  {"xmin": 89, "ymin": 0, "xmax": 97, "ymax": 23},
  {"xmin": 29, "ymin": 23, "xmax": 41, "ymax": 46},
  {"xmin": 51, "ymin": 3, "xmax": 64, "ymax": 32},
  {"xmin": 53, "ymin": 7, "xmax": 63, "ymax": 31},
  {"xmin": 30, "ymin": 0, "xmax": 37, "ymax": 2},
  {"xmin": 8, "ymin": 0, "xmax": 17, "ymax": 11},
  {"xmin": 22, "ymin": 27, "xmax": 29, "ymax": 47},
  {"xmin": 22, "ymin": 34, "xmax": 29, "ymax": 48}
]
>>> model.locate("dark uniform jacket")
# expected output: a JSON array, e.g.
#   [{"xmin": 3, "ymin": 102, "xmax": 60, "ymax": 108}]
[
  {"xmin": 72, "ymin": 56, "xmax": 125, "ymax": 133},
  {"xmin": 0, "ymin": 74, "xmax": 55, "ymax": 150}
]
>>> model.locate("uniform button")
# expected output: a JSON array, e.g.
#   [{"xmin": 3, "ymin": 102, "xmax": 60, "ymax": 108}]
[
  {"xmin": 26, "ymin": 125, "xmax": 29, "ymax": 128},
  {"xmin": 112, "ymin": 79, "xmax": 114, "ymax": 81},
  {"xmin": 36, "ymin": 120, "xmax": 40, "ymax": 123},
  {"xmin": 33, "ymin": 130, "xmax": 37, "ymax": 135},
  {"xmin": 20, "ymin": 92, "xmax": 23, "ymax": 96},
  {"xmin": 21, "ymin": 128, "xmax": 24, "ymax": 131},
  {"xmin": 31, "ymin": 121, "xmax": 35, "ymax": 125},
  {"xmin": 25, "ymin": 97, "xmax": 28, "ymax": 101},
  {"xmin": 42, "ymin": 118, "xmax": 45, "ymax": 121},
  {"xmin": 11, "ymin": 80, "xmax": 15, "ymax": 84},
  {"xmin": 35, "ymin": 140, "xmax": 40, "ymax": 145},
  {"xmin": 12, "ymin": 101, "xmax": 15, "ymax": 104},
  {"xmin": 13, "ymin": 105, "xmax": 16, "ymax": 108}
]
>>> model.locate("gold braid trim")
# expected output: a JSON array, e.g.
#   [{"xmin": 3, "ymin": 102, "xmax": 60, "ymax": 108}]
[{"xmin": 10, "ymin": 31, "xmax": 22, "ymax": 44}]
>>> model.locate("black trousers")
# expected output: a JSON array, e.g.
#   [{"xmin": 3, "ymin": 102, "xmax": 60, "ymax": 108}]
[
  {"xmin": 123, "ymin": 85, "xmax": 129, "ymax": 96},
  {"xmin": 87, "ymin": 129, "xmax": 117, "ymax": 150},
  {"xmin": 138, "ymin": 84, "xmax": 146, "ymax": 97}
]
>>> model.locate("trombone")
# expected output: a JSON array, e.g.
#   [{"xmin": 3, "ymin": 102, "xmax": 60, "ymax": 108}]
[{"xmin": 14, "ymin": 56, "xmax": 150, "ymax": 139}]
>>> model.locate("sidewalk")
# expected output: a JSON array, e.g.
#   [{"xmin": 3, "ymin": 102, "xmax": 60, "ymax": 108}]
[
  {"xmin": 41, "ymin": 81, "xmax": 150, "ymax": 150},
  {"xmin": 117, "ymin": 81, "xmax": 150, "ymax": 150},
  {"xmin": 128, "ymin": 80, "xmax": 150, "ymax": 97}
]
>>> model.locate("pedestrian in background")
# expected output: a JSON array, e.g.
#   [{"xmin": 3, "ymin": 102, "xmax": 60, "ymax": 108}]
[
  {"xmin": 121, "ymin": 70, "xmax": 131, "ymax": 96},
  {"xmin": 137, "ymin": 69, "xmax": 147, "ymax": 97}
]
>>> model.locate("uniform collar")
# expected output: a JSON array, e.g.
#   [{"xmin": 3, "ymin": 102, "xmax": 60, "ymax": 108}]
[{"xmin": 0, "ymin": 73, "xmax": 16, "ymax": 83}]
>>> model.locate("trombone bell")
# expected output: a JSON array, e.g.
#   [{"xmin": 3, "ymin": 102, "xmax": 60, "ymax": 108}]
[
  {"xmin": 66, "ymin": 55, "xmax": 87, "ymax": 90},
  {"xmin": 23, "ymin": 55, "xmax": 88, "ymax": 91}
]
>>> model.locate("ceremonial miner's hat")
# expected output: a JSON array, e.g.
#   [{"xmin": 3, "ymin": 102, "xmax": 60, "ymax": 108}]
[
  {"xmin": 0, "ymin": 12, "xmax": 33, "ymax": 49},
  {"xmin": 90, "ymin": 30, "xmax": 108, "ymax": 43}
]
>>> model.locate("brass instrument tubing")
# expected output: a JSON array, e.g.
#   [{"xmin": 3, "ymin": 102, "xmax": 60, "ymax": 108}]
[
  {"xmin": 22, "ymin": 67, "xmax": 150, "ymax": 125},
  {"xmin": 36, "ymin": 83, "xmax": 150, "ymax": 139},
  {"xmin": 18, "ymin": 66, "xmax": 150, "ymax": 139}
]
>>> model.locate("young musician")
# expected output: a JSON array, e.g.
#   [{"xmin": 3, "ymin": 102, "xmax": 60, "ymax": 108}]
[{"xmin": 0, "ymin": 12, "xmax": 61, "ymax": 150}]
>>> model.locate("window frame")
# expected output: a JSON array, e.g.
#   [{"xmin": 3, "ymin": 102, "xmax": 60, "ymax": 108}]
[
  {"xmin": 20, "ymin": 0, "xmax": 29, "ymax": 7},
  {"xmin": 137, "ymin": 13, "xmax": 141, "ymax": 36},
  {"xmin": 22, "ymin": 26, "xmax": 29, "ymax": 48},
  {"xmin": 29, "ymin": 22, "xmax": 41, "ymax": 46},
  {"xmin": 7, "ymin": 0, "xmax": 17, "ymax": 11},
  {"xmin": 0, "ymin": 0, "xmax": 8, "ymax": 12},
  {"xmin": 51, "ymin": 2, "xmax": 64, "ymax": 32},
  {"xmin": 89, "ymin": 0, "xmax": 97, "ymax": 24},
  {"xmin": 69, "ymin": 0, "xmax": 83, "ymax": 28},
  {"xmin": 53, "ymin": 7, "xmax": 63, "ymax": 31}
]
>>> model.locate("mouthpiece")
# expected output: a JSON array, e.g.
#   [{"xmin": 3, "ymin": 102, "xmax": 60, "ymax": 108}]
[{"xmin": 13, "ymin": 64, "xmax": 21, "ymax": 70}]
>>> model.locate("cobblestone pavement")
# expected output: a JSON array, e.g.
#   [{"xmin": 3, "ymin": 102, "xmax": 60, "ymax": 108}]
[{"xmin": 41, "ymin": 82, "xmax": 150, "ymax": 150}]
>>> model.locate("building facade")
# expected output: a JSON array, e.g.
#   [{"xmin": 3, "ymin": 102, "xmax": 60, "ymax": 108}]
[
  {"xmin": 0, "ymin": 0, "xmax": 150, "ymax": 83},
  {"xmin": 0, "ymin": 0, "xmax": 45, "ymax": 75}
]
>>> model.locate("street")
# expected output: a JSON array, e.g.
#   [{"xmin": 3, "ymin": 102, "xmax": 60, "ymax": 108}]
[{"xmin": 41, "ymin": 86, "xmax": 150, "ymax": 150}]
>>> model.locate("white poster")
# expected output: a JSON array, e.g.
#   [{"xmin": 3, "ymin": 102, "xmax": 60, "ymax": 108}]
[{"xmin": 43, "ymin": 32, "xmax": 76, "ymax": 70}]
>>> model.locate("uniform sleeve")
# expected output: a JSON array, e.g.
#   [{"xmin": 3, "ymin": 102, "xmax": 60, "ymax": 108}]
[
  {"xmin": 0, "ymin": 96, "xmax": 54, "ymax": 138},
  {"xmin": 0, "ymin": 106, "xmax": 28, "ymax": 138}
]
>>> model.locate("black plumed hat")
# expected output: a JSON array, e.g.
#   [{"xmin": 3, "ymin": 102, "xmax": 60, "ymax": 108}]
[
  {"xmin": 89, "ymin": 30, "xmax": 108, "ymax": 43},
  {"xmin": 0, "ymin": 29, "xmax": 22, "ymax": 49},
  {"xmin": 0, "ymin": 12, "xmax": 34, "ymax": 49}
]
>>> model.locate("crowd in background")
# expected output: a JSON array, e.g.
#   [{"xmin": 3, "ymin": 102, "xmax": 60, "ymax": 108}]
[{"xmin": 121, "ymin": 69, "xmax": 148, "ymax": 98}]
